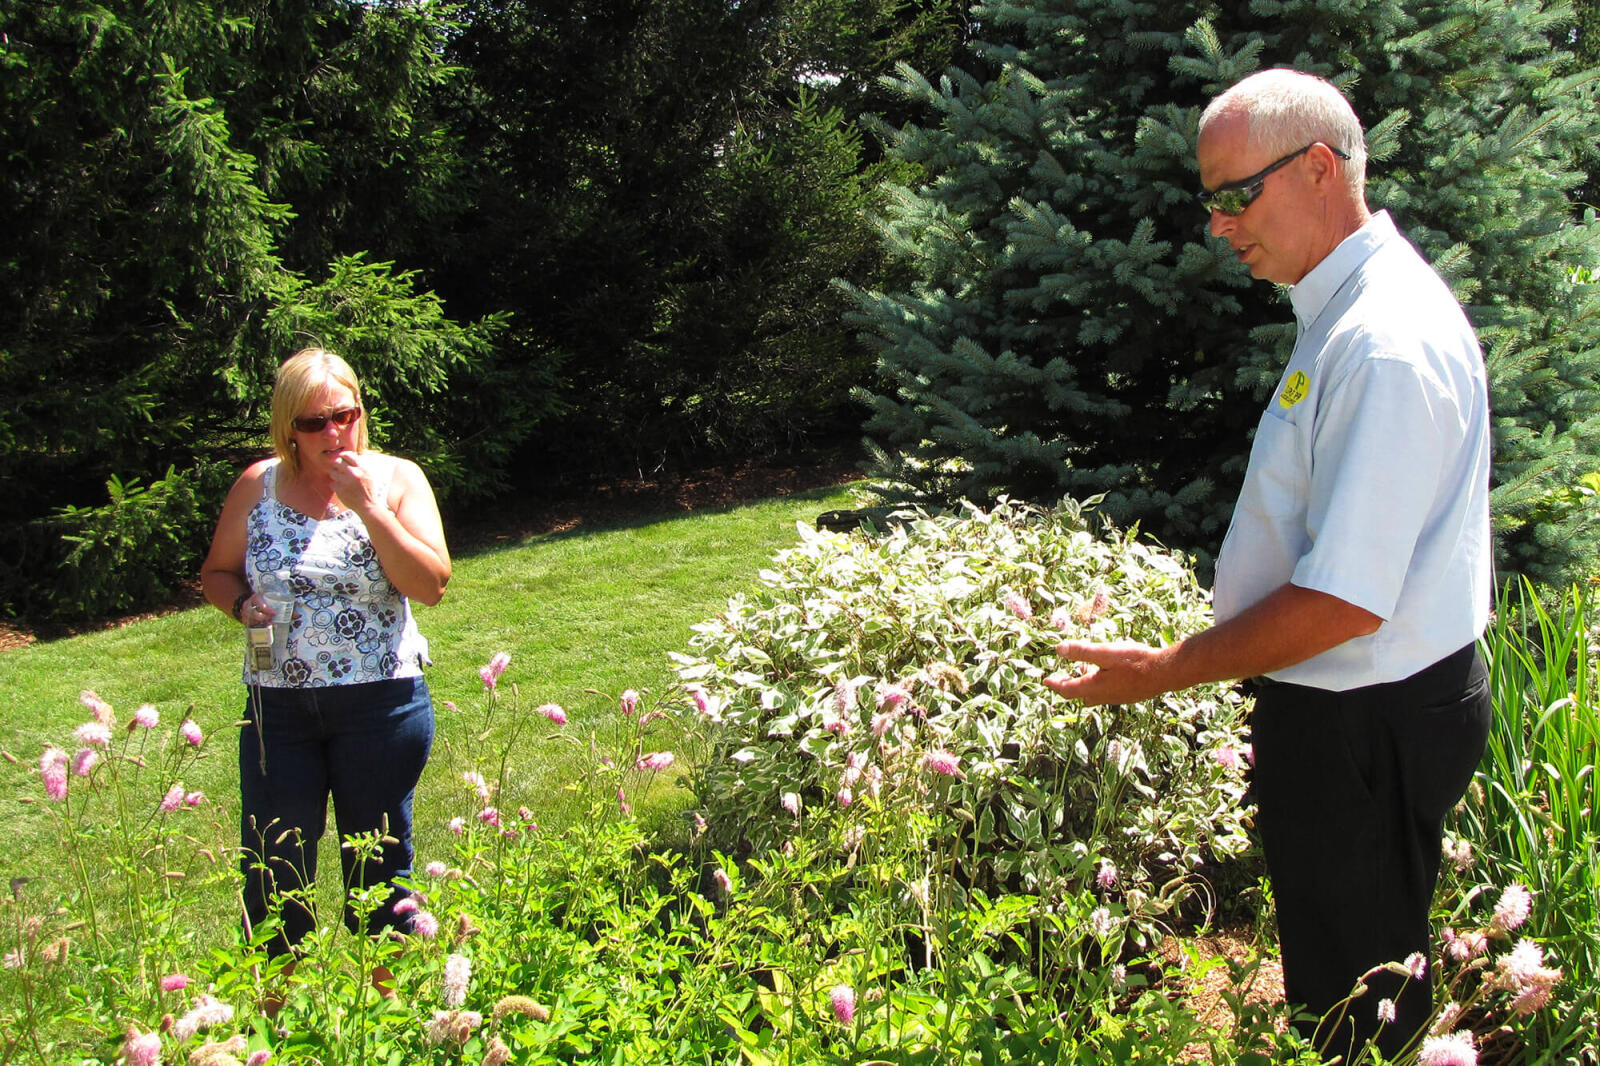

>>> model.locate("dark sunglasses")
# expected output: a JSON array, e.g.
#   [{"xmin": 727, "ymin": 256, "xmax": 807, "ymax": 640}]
[
  {"xmin": 291, "ymin": 406, "xmax": 362, "ymax": 434},
  {"xmin": 1197, "ymin": 142, "xmax": 1351, "ymax": 216}
]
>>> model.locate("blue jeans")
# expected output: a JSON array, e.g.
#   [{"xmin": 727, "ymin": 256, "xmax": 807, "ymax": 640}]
[{"xmin": 239, "ymin": 677, "xmax": 434, "ymax": 956}]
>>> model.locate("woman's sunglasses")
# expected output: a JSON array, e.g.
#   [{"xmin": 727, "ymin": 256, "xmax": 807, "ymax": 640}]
[
  {"xmin": 291, "ymin": 406, "xmax": 362, "ymax": 434},
  {"xmin": 1197, "ymin": 142, "xmax": 1350, "ymax": 216}
]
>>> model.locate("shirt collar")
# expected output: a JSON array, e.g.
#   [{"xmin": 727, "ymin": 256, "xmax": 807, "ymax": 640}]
[{"xmin": 1289, "ymin": 210, "xmax": 1396, "ymax": 330}]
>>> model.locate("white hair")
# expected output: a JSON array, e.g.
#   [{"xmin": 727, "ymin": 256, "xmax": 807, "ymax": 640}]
[{"xmin": 1199, "ymin": 69, "xmax": 1367, "ymax": 194}]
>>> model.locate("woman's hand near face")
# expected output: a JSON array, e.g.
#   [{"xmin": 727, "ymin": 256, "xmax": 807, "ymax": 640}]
[{"xmin": 352, "ymin": 456, "xmax": 451, "ymax": 606}]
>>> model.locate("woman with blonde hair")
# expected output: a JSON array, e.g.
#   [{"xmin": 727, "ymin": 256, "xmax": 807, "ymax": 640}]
[{"xmin": 201, "ymin": 347, "xmax": 450, "ymax": 965}]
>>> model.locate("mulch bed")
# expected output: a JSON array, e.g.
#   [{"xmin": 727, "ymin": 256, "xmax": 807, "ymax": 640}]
[{"xmin": 0, "ymin": 449, "xmax": 864, "ymax": 653}]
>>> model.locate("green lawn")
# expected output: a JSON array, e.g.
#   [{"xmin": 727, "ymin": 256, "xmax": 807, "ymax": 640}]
[{"xmin": 0, "ymin": 481, "xmax": 865, "ymax": 901}]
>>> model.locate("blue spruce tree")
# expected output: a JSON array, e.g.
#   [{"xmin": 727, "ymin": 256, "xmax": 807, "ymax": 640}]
[{"xmin": 846, "ymin": 0, "xmax": 1600, "ymax": 583}]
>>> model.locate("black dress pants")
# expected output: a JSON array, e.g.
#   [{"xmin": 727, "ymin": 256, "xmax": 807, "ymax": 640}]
[{"xmin": 1250, "ymin": 643, "xmax": 1490, "ymax": 1060}]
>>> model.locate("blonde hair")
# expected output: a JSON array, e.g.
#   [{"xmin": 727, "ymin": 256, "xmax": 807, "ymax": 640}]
[
  {"xmin": 1199, "ymin": 69, "xmax": 1368, "ymax": 195},
  {"xmin": 269, "ymin": 348, "xmax": 368, "ymax": 479}
]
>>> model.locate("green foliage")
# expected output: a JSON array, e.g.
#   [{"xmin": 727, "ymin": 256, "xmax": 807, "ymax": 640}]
[
  {"xmin": 674, "ymin": 497, "xmax": 1254, "ymax": 943},
  {"xmin": 0, "ymin": 0, "xmax": 516, "ymax": 619},
  {"xmin": 848, "ymin": 0, "xmax": 1600, "ymax": 583}
]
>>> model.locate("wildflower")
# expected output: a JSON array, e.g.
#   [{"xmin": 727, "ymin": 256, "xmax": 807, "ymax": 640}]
[
  {"xmin": 836, "ymin": 786, "xmax": 852, "ymax": 808},
  {"xmin": 160, "ymin": 973, "xmax": 191, "ymax": 992},
  {"xmin": 121, "ymin": 1025, "xmax": 162, "ymax": 1066},
  {"xmin": 1492, "ymin": 883, "xmax": 1532, "ymax": 933},
  {"xmin": 692, "ymin": 813, "xmax": 707, "ymax": 838},
  {"xmin": 479, "ymin": 807, "xmax": 501, "ymax": 828},
  {"xmin": 841, "ymin": 823, "xmax": 865, "ymax": 853},
  {"xmin": 1003, "ymin": 589, "xmax": 1032, "ymax": 620},
  {"xmin": 184, "ymin": 790, "xmax": 204, "ymax": 807},
  {"xmin": 72, "ymin": 748, "xmax": 99, "ymax": 777},
  {"xmin": 39, "ymin": 747, "xmax": 68, "ymax": 801},
  {"xmin": 906, "ymin": 877, "xmax": 930, "ymax": 908},
  {"xmin": 1432, "ymin": 1001, "xmax": 1461, "ymax": 1035},
  {"xmin": 538, "ymin": 702, "xmax": 567, "ymax": 725},
  {"xmin": 81, "ymin": 690, "xmax": 114, "ymax": 726},
  {"xmin": 1377, "ymin": 998, "xmax": 1397, "ymax": 1024},
  {"xmin": 1441, "ymin": 837, "xmax": 1474, "ymax": 872},
  {"xmin": 173, "ymin": 993, "xmax": 234, "ymax": 1042},
  {"xmin": 394, "ymin": 896, "xmax": 420, "ymax": 917},
  {"xmin": 160, "ymin": 784, "xmax": 185, "ymax": 812},
  {"xmin": 493, "ymin": 995, "xmax": 551, "ymax": 1023},
  {"xmin": 1049, "ymin": 605, "xmax": 1072, "ymax": 630},
  {"xmin": 870, "ymin": 710, "xmax": 897, "ymax": 736},
  {"xmin": 822, "ymin": 708, "xmax": 851, "ymax": 736},
  {"xmin": 636, "ymin": 751, "xmax": 675, "ymax": 771},
  {"xmin": 3, "ymin": 949, "xmax": 23, "ymax": 969},
  {"xmin": 132, "ymin": 704, "xmax": 160, "ymax": 730},
  {"xmin": 781, "ymin": 791, "xmax": 801, "ymax": 816},
  {"xmin": 463, "ymin": 771, "xmax": 492, "ymax": 801},
  {"xmin": 246, "ymin": 1052, "xmax": 273, "ymax": 1066},
  {"xmin": 875, "ymin": 682, "xmax": 911, "ymax": 709},
  {"xmin": 74, "ymin": 721, "xmax": 112, "ymax": 748},
  {"xmin": 713, "ymin": 868, "xmax": 734, "ymax": 894},
  {"xmin": 1405, "ymin": 952, "xmax": 1427, "ymax": 981},
  {"xmin": 619, "ymin": 689, "xmax": 639, "ymax": 716},
  {"xmin": 448, "ymin": 817, "xmax": 466, "ymax": 835},
  {"xmin": 865, "ymin": 764, "xmax": 884, "ymax": 798},
  {"xmin": 1096, "ymin": 861, "xmax": 1118, "ymax": 891},
  {"xmin": 478, "ymin": 665, "xmax": 497, "ymax": 690},
  {"xmin": 425, "ymin": 861, "xmax": 448, "ymax": 878},
  {"xmin": 830, "ymin": 984, "xmax": 855, "ymax": 1024},
  {"xmin": 412, "ymin": 911, "xmax": 440, "ymax": 939},
  {"xmin": 1242, "ymin": 743, "xmax": 1255, "ymax": 766},
  {"xmin": 190, "ymin": 1035, "xmax": 248, "ymax": 1065},
  {"xmin": 1417, "ymin": 1030, "xmax": 1477, "ymax": 1066},
  {"xmin": 1090, "ymin": 907, "xmax": 1115, "ymax": 938},
  {"xmin": 1215, "ymin": 746, "xmax": 1242, "ymax": 771},
  {"xmin": 487, "ymin": 651, "xmax": 511, "ymax": 680},
  {"xmin": 687, "ymin": 685, "xmax": 709, "ymax": 714},
  {"xmin": 1111, "ymin": 964, "xmax": 1128, "ymax": 991},
  {"xmin": 483, "ymin": 1035, "xmax": 512, "ymax": 1066},
  {"xmin": 618, "ymin": 788, "xmax": 631, "ymax": 815},
  {"xmin": 1493, "ymin": 939, "xmax": 1562, "ymax": 1015},
  {"xmin": 442, "ymin": 953, "xmax": 472, "ymax": 1008},
  {"xmin": 180, "ymin": 719, "xmax": 204, "ymax": 747},
  {"xmin": 921, "ymin": 749, "xmax": 962, "ymax": 777}
]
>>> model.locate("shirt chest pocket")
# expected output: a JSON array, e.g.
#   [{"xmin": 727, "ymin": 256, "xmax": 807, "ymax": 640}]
[{"xmin": 1236, "ymin": 410, "xmax": 1308, "ymax": 522}]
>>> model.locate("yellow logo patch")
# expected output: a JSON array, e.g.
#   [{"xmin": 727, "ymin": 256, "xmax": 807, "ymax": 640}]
[{"xmin": 1277, "ymin": 370, "xmax": 1310, "ymax": 409}]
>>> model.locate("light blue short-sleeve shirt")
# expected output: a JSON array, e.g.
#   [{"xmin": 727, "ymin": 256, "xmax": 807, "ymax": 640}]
[{"xmin": 1212, "ymin": 211, "xmax": 1492, "ymax": 690}]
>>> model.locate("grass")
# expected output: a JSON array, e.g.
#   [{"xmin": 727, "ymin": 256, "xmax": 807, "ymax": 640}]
[{"xmin": 0, "ymin": 480, "xmax": 865, "ymax": 937}]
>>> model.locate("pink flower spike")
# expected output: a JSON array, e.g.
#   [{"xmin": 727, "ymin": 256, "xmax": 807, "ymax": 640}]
[
  {"xmin": 184, "ymin": 790, "xmax": 204, "ymax": 807},
  {"xmin": 132, "ymin": 704, "xmax": 159, "ymax": 730},
  {"xmin": 160, "ymin": 972, "xmax": 191, "ymax": 992},
  {"xmin": 71, "ymin": 748, "xmax": 99, "ymax": 778},
  {"xmin": 80, "ymin": 690, "xmax": 114, "ymax": 726},
  {"xmin": 394, "ymin": 896, "xmax": 420, "ymax": 916},
  {"xmin": 836, "ymin": 787, "xmax": 852, "ymax": 808},
  {"xmin": 479, "ymin": 807, "xmax": 501, "ymax": 828},
  {"xmin": 1096, "ymin": 861, "xmax": 1118, "ymax": 891},
  {"xmin": 922, "ymin": 749, "xmax": 963, "ymax": 777},
  {"xmin": 1492, "ymin": 883, "xmax": 1532, "ymax": 932},
  {"xmin": 1405, "ymin": 952, "xmax": 1427, "ymax": 981},
  {"xmin": 246, "ymin": 1052, "xmax": 273, "ymax": 1066},
  {"xmin": 75, "ymin": 721, "xmax": 112, "ymax": 748},
  {"xmin": 713, "ymin": 868, "xmax": 733, "ymax": 894},
  {"xmin": 40, "ymin": 747, "xmax": 68, "ymax": 802},
  {"xmin": 830, "ymin": 984, "xmax": 856, "ymax": 1024},
  {"xmin": 1215, "ymin": 746, "xmax": 1242, "ymax": 771},
  {"xmin": 636, "ymin": 751, "xmax": 675, "ymax": 771},
  {"xmin": 781, "ymin": 792, "xmax": 801, "ymax": 816},
  {"xmin": 448, "ymin": 817, "xmax": 465, "ymax": 835},
  {"xmin": 478, "ymin": 665, "xmax": 497, "ymax": 691},
  {"xmin": 620, "ymin": 689, "xmax": 640, "ymax": 716},
  {"xmin": 160, "ymin": 784, "xmax": 184, "ymax": 811},
  {"xmin": 425, "ymin": 861, "xmax": 448, "ymax": 878},
  {"xmin": 180, "ymin": 719, "xmax": 204, "ymax": 747},
  {"xmin": 687, "ymin": 686, "xmax": 709, "ymax": 715},
  {"xmin": 1377, "ymin": 998, "xmax": 1396, "ymax": 1024},
  {"xmin": 1418, "ymin": 1030, "xmax": 1477, "ymax": 1066},
  {"xmin": 121, "ymin": 1026, "xmax": 162, "ymax": 1066},
  {"xmin": 487, "ymin": 651, "xmax": 511, "ymax": 679},
  {"xmin": 538, "ymin": 703, "xmax": 567, "ymax": 725},
  {"xmin": 412, "ymin": 910, "xmax": 440, "ymax": 939},
  {"xmin": 1003, "ymin": 589, "xmax": 1032, "ymax": 620},
  {"xmin": 618, "ymin": 788, "xmax": 631, "ymax": 815}
]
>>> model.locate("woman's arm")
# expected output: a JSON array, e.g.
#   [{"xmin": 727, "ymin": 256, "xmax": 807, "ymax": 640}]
[
  {"xmin": 200, "ymin": 461, "xmax": 273, "ymax": 624},
  {"xmin": 333, "ymin": 454, "xmax": 451, "ymax": 606}
]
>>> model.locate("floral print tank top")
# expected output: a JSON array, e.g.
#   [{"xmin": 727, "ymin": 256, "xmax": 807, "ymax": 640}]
[{"xmin": 242, "ymin": 456, "xmax": 429, "ymax": 687}]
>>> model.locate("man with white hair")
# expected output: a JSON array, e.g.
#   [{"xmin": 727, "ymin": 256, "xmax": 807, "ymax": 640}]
[{"xmin": 1048, "ymin": 68, "xmax": 1493, "ymax": 1057}]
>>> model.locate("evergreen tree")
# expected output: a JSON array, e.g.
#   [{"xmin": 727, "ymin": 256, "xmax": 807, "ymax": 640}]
[
  {"xmin": 846, "ymin": 0, "xmax": 1600, "ymax": 585},
  {"xmin": 0, "ymin": 0, "xmax": 517, "ymax": 617}
]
